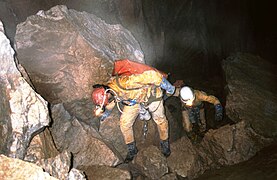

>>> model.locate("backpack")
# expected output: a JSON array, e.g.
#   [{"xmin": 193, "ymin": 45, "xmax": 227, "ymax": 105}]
[
  {"xmin": 110, "ymin": 59, "xmax": 167, "ymax": 104},
  {"xmin": 112, "ymin": 59, "xmax": 167, "ymax": 77}
]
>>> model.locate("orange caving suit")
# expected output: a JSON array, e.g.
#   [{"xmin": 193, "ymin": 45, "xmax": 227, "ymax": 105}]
[
  {"xmin": 107, "ymin": 70, "xmax": 169, "ymax": 144},
  {"xmin": 174, "ymin": 89, "xmax": 220, "ymax": 132}
]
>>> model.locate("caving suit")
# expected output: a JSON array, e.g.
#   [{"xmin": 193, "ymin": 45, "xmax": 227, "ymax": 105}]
[
  {"xmin": 106, "ymin": 70, "xmax": 172, "ymax": 144},
  {"xmin": 175, "ymin": 89, "xmax": 220, "ymax": 132}
]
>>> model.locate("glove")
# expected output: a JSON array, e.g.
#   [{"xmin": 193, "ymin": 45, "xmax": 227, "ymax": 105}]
[
  {"xmin": 215, "ymin": 104, "xmax": 223, "ymax": 121},
  {"xmin": 100, "ymin": 109, "xmax": 112, "ymax": 121},
  {"xmin": 160, "ymin": 77, "xmax": 175, "ymax": 95}
]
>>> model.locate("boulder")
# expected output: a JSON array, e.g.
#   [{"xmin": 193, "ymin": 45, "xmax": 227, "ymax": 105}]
[
  {"xmin": 0, "ymin": 20, "xmax": 50, "ymax": 159},
  {"xmin": 14, "ymin": 5, "xmax": 144, "ymax": 104},
  {"xmin": 223, "ymin": 53, "xmax": 277, "ymax": 138},
  {"xmin": 0, "ymin": 154, "xmax": 56, "ymax": 180}
]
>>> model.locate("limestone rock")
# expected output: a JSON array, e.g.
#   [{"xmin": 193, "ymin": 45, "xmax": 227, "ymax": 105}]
[
  {"xmin": 50, "ymin": 103, "xmax": 121, "ymax": 167},
  {"xmin": 223, "ymin": 53, "xmax": 277, "ymax": 138},
  {"xmin": 36, "ymin": 151, "xmax": 72, "ymax": 180},
  {"xmin": 68, "ymin": 168, "xmax": 86, "ymax": 180},
  {"xmin": 199, "ymin": 121, "xmax": 273, "ymax": 166},
  {"xmin": 99, "ymin": 110, "xmax": 127, "ymax": 157},
  {"xmin": 25, "ymin": 127, "xmax": 59, "ymax": 162},
  {"xmin": 167, "ymin": 121, "xmax": 273, "ymax": 179},
  {"xmin": 0, "ymin": 154, "xmax": 57, "ymax": 180},
  {"xmin": 14, "ymin": 5, "xmax": 144, "ymax": 104},
  {"xmin": 77, "ymin": 165, "xmax": 131, "ymax": 180},
  {"xmin": 0, "ymin": 20, "xmax": 50, "ymax": 159},
  {"xmin": 134, "ymin": 145, "xmax": 168, "ymax": 179},
  {"xmin": 167, "ymin": 136, "xmax": 201, "ymax": 179}
]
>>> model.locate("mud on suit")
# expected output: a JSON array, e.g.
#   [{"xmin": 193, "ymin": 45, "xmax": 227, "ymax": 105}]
[
  {"xmin": 106, "ymin": 70, "xmax": 172, "ymax": 144},
  {"xmin": 174, "ymin": 89, "xmax": 221, "ymax": 133}
]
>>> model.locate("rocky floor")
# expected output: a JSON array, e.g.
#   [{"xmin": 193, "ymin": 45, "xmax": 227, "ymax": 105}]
[{"xmin": 195, "ymin": 141, "xmax": 277, "ymax": 180}]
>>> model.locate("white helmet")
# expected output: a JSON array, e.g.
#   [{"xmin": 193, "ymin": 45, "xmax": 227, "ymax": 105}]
[{"xmin": 180, "ymin": 86, "xmax": 195, "ymax": 103}]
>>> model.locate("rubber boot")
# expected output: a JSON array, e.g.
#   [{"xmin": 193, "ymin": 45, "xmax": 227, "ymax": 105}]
[
  {"xmin": 124, "ymin": 142, "xmax": 138, "ymax": 163},
  {"xmin": 160, "ymin": 139, "xmax": 171, "ymax": 157}
]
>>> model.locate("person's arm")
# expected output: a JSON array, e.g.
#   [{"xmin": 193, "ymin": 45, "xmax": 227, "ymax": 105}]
[
  {"xmin": 197, "ymin": 90, "xmax": 220, "ymax": 105},
  {"xmin": 100, "ymin": 100, "xmax": 115, "ymax": 121},
  {"xmin": 160, "ymin": 77, "xmax": 176, "ymax": 96},
  {"xmin": 94, "ymin": 100, "xmax": 116, "ymax": 121},
  {"xmin": 197, "ymin": 91, "xmax": 223, "ymax": 121}
]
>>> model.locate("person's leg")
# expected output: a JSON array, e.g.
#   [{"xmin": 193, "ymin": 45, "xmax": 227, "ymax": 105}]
[
  {"xmin": 183, "ymin": 108, "xmax": 200, "ymax": 143},
  {"xmin": 182, "ymin": 110, "xmax": 193, "ymax": 132},
  {"xmin": 149, "ymin": 100, "xmax": 170, "ymax": 157},
  {"xmin": 199, "ymin": 108, "xmax": 206, "ymax": 133},
  {"xmin": 120, "ymin": 104, "xmax": 140, "ymax": 162}
]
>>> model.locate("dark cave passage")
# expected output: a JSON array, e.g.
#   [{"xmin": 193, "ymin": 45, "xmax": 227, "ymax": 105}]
[{"xmin": 1, "ymin": 0, "xmax": 277, "ymax": 179}]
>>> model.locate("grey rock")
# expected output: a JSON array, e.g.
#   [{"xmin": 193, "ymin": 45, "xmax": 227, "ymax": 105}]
[
  {"xmin": 14, "ymin": 5, "xmax": 144, "ymax": 105},
  {"xmin": 0, "ymin": 20, "xmax": 50, "ymax": 159},
  {"xmin": 24, "ymin": 127, "xmax": 59, "ymax": 162},
  {"xmin": 77, "ymin": 165, "xmax": 131, "ymax": 180},
  {"xmin": 223, "ymin": 53, "xmax": 277, "ymax": 138},
  {"xmin": 50, "ymin": 103, "xmax": 121, "ymax": 167},
  {"xmin": 134, "ymin": 145, "xmax": 168, "ymax": 179},
  {"xmin": 37, "ymin": 151, "xmax": 71, "ymax": 180},
  {"xmin": 67, "ymin": 168, "xmax": 86, "ymax": 180}
]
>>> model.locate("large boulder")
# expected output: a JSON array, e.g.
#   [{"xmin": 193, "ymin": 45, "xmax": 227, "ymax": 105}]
[
  {"xmin": 168, "ymin": 121, "xmax": 273, "ymax": 179},
  {"xmin": 167, "ymin": 53, "xmax": 277, "ymax": 179},
  {"xmin": 14, "ymin": 5, "xmax": 144, "ymax": 105},
  {"xmin": 0, "ymin": 154, "xmax": 56, "ymax": 180},
  {"xmin": 0, "ymin": 20, "xmax": 50, "ymax": 159},
  {"xmin": 223, "ymin": 53, "xmax": 277, "ymax": 138},
  {"xmin": 50, "ymin": 103, "xmax": 122, "ymax": 167},
  {"xmin": 77, "ymin": 165, "xmax": 131, "ymax": 180}
]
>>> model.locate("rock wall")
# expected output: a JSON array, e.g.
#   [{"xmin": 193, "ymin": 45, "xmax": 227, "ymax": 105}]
[
  {"xmin": 1, "ymin": 3, "xmax": 277, "ymax": 179},
  {"xmin": 223, "ymin": 53, "xmax": 277, "ymax": 138},
  {"xmin": 0, "ymin": 21, "xmax": 50, "ymax": 159},
  {"xmin": 14, "ymin": 5, "xmax": 144, "ymax": 104}
]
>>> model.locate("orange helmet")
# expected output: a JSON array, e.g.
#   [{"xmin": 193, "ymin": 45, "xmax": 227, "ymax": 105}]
[{"xmin": 91, "ymin": 87, "xmax": 109, "ymax": 106}]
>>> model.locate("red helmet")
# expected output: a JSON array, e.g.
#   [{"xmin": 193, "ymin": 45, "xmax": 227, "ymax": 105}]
[{"xmin": 91, "ymin": 87, "xmax": 108, "ymax": 106}]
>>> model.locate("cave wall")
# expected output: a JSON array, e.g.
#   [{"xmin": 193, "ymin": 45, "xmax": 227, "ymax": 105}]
[{"xmin": 1, "ymin": 0, "xmax": 276, "ymax": 78}]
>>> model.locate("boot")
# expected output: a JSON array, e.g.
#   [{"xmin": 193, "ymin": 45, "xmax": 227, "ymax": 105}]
[
  {"xmin": 124, "ymin": 142, "xmax": 138, "ymax": 163},
  {"xmin": 160, "ymin": 139, "xmax": 171, "ymax": 157}
]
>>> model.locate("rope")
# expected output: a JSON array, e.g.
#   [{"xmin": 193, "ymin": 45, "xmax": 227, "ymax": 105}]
[{"xmin": 106, "ymin": 88, "xmax": 124, "ymax": 113}]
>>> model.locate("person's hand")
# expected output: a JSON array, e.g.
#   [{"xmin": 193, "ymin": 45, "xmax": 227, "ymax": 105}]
[
  {"xmin": 160, "ymin": 77, "xmax": 175, "ymax": 95},
  {"xmin": 173, "ymin": 80, "xmax": 184, "ymax": 88},
  {"xmin": 99, "ymin": 110, "xmax": 112, "ymax": 121},
  {"xmin": 94, "ymin": 107, "xmax": 104, "ymax": 116},
  {"xmin": 215, "ymin": 104, "xmax": 223, "ymax": 121}
]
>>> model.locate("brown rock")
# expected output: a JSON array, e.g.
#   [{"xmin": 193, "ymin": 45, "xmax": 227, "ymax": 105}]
[
  {"xmin": 15, "ymin": 5, "xmax": 144, "ymax": 104},
  {"xmin": 223, "ymin": 53, "xmax": 277, "ymax": 137},
  {"xmin": 77, "ymin": 165, "xmax": 131, "ymax": 180},
  {"xmin": 0, "ymin": 154, "xmax": 57, "ymax": 180},
  {"xmin": 134, "ymin": 145, "xmax": 168, "ymax": 179}
]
